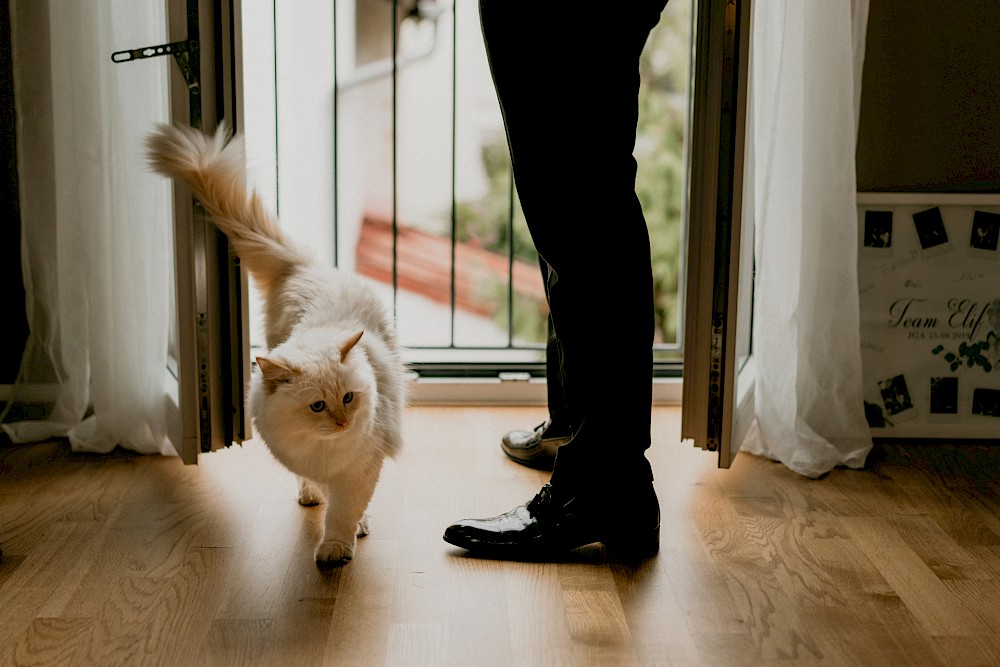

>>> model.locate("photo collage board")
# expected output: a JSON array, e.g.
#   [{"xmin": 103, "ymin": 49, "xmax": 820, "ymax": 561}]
[{"xmin": 857, "ymin": 194, "xmax": 1000, "ymax": 438}]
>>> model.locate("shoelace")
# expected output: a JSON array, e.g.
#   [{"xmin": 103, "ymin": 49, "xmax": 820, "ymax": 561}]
[{"xmin": 527, "ymin": 484, "xmax": 575, "ymax": 522}]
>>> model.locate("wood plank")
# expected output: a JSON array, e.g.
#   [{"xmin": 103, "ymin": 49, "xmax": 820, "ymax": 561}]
[
  {"xmin": 799, "ymin": 605, "xmax": 925, "ymax": 667},
  {"xmin": 0, "ymin": 521, "xmax": 103, "ymax": 653},
  {"xmin": 75, "ymin": 575, "xmax": 165, "ymax": 666},
  {"xmin": 930, "ymin": 634, "xmax": 1000, "ymax": 667},
  {"xmin": 2, "ymin": 617, "xmax": 94, "ymax": 667},
  {"xmin": 801, "ymin": 537, "xmax": 944, "ymax": 664},
  {"xmin": 199, "ymin": 619, "xmax": 273, "ymax": 667},
  {"xmin": 385, "ymin": 623, "xmax": 449, "ymax": 667},
  {"xmin": 841, "ymin": 516, "xmax": 986, "ymax": 637},
  {"xmin": 504, "ymin": 562, "xmax": 572, "ymax": 664},
  {"xmin": 888, "ymin": 513, "xmax": 991, "ymax": 581}
]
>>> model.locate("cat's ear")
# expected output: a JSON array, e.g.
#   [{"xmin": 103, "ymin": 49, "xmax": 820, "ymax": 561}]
[
  {"xmin": 340, "ymin": 330, "xmax": 364, "ymax": 362},
  {"xmin": 256, "ymin": 356, "xmax": 297, "ymax": 392}
]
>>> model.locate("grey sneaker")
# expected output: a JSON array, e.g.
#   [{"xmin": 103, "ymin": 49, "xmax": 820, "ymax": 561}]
[{"xmin": 500, "ymin": 419, "xmax": 571, "ymax": 470}]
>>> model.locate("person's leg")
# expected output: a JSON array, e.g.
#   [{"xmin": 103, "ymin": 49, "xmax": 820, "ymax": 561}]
[
  {"xmin": 444, "ymin": 0, "xmax": 667, "ymax": 559},
  {"xmin": 482, "ymin": 1, "xmax": 663, "ymax": 489},
  {"xmin": 539, "ymin": 260, "xmax": 570, "ymax": 436},
  {"xmin": 500, "ymin": 261, "xmax": 572, "ymax": 469}
]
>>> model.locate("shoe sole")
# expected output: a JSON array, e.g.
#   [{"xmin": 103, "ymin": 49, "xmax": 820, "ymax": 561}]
[
  {"xmin": 501, "ymin": 447, "xmax": 556, "ymax": 470},
  {"xmin": 443, "ymin": 524, "xmax": 660, "ymax": 563}
]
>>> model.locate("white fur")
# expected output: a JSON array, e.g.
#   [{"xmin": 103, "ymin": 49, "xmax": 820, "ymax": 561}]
[{"xmin": 148, "ymin": 123, "xmax": 406, "ymax": 565}]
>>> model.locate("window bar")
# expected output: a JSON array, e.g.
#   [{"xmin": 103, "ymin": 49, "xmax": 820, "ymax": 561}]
[
  {"xmin": 272, "ymin": 0, "xmax": 280, "ymax": 218},
  {"xmin": 507, "ymin": 170, "xmax": 515, "ymax": 347},
  {"xmin": 449, "ymin": 0, "xmax": 458, "ymax": 347},
  {"xmin": 331, "ymin": 0, "xmax": 339, "ymax": 266},
  {"xmin": 391, "ymin": 0, "xmax": 400, "ymax": 318}
]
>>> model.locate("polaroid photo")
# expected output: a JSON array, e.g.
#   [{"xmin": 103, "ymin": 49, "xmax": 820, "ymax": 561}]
[
  {"xmin": 878, "ymin": 373, "xmax": 919, "ymax": 424},
  {"xmin": 928, "ymin": 376, "xmax": 959, "ymax": 422},
  {"xmin": 968, "ymin": 210, "xmax": 1000, "ymax": 260},
  {"xmin": 912, "ymin": 207, "xmax": 951, "ymax": 257},
  {"xmin": 971, "ymin": 387, "xmax": 1000, "ymax": 419},
  {"xmin": 861, "ymin": 210, "xmax": 893, "ymax": 256}
]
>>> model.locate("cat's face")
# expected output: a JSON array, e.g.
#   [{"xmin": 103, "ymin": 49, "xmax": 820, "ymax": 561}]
[{"xmin": 254, "ymin": 330, "xmax": 376, "ymax": 443}]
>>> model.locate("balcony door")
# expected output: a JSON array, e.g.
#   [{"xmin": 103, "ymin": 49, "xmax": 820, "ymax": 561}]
[
  {"xmin": 681, "ymin": 0, "xmax": 755, "ymax": 468},
  {"xmin": 155, "ymin": 0, "xmax": 755, "ymax": 466},
  {"xmin": 161, "ymin": 0, "xmax": 250, "ymax": 462}
]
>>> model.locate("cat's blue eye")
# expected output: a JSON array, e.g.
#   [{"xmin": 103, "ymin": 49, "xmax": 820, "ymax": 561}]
[
  {"xmin": 309, "ymin": 401, "xmax": 326, "ymax": 412},
  {"xmin": 343, "ymin": 392, "xmax": 354, "ymax": 405}
]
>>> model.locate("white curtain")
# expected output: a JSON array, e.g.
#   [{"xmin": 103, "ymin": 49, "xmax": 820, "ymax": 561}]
[
  {"xmin": 2, "ymin": 0, "xmax": 175, "ymax": 455},
  {"xmin": 741, "ymin": 0, "xmax": 873, "ymax": 478}
]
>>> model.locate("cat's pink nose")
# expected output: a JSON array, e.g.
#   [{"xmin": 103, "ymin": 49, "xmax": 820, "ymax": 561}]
[{"xmin": 336, "ymin": 418, "xmax": 348, "ymax": 427}]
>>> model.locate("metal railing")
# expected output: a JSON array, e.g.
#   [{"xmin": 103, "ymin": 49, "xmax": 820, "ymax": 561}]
[{"xmin": 269, "ymin": 0, "xmax": 692, "ymax": 381}]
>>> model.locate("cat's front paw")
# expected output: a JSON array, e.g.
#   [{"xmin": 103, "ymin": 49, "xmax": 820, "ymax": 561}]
[
  {"xmin": 298, "ymin": 479, "xmax": 324, "ymax": 506},
  {"xmin": 357, "ymin": 512, "xmax": 370, "ymax": 538},
  {"xmin": 315, "ymin": 539, "xmax": 355, "ymax": 566}
]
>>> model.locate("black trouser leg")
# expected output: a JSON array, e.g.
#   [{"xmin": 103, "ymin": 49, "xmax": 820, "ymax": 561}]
[
  {"xmin": 479, "ymin": 1, "xmax": 667, "ymax": 492},
  {"xmin": 540, "ymin": 259, "xmax": 570, "ymax": 436}
]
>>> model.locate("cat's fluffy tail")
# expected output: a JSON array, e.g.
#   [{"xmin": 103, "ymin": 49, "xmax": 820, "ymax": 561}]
[{"xmin": 146, "ymin": 122, "xmax": 306, "ymax": 293}]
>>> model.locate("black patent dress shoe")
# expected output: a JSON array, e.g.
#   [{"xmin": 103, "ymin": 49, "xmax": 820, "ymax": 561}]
[
  {"xmin": 443, "ymin": 483, "xmax": 660, "ymax": 561},
  {"xmin": 500, "ymin": 420, "xmax": 571, "ymax": 470}
]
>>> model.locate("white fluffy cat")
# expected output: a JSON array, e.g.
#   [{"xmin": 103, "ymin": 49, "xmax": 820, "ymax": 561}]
[{"xmin": 146, "ymin": 123, "xmax": 406, "ymax": 566}]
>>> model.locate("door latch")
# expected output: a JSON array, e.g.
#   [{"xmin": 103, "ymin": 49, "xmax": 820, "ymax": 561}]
[{"xmin": 111, "ymin": 40, "xmax": 200, "ymax": 91}]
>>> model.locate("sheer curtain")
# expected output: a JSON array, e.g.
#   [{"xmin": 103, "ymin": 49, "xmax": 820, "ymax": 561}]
[
  {"xmin": 2, "ymin": 0, "xmax": 174, "ymax": 455},
  {"xmin": 741, "ymin": 0, "xmax": 873, "ymax": 478}
]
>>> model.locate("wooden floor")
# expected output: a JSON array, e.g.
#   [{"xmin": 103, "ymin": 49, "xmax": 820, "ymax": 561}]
[{"xmin": 1, "ymin": 406, "xmax": 1000, "ymax": 666}]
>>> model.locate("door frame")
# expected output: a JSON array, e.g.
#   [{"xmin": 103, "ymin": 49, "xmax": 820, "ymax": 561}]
[
  {"xmin": 166, "ymin": 0, "xmax": 250, "ymax": 463},
  {"xmin": 680, "ymin": 0, "xmax": 754, "ymax": 468}
]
